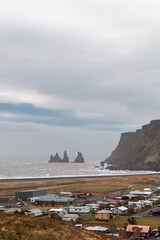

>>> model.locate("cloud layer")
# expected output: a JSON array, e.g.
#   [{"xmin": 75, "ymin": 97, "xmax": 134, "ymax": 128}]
[{"xmin": 0, "ymin": 0, "xmax": 160, "ymax": 159}]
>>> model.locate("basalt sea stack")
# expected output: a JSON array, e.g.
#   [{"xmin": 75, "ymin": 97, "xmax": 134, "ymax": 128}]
[
  {"xmin": 62, "ymin": 150, "xmax": 69, "ymax": 163},
  {"xmin": 48, "ymin": 151, "xmax": 69, "ymax": 163},
  {"xmin": 104, "ymin": 120, "xmax": 160, "ymax": 171},
  {"xmin": 48, "ymin": 153, "xmax": 62, "ymax": 163},
  {"xmin": 74, "ymin": 152, "xmax": 85, "ymax": 163}
]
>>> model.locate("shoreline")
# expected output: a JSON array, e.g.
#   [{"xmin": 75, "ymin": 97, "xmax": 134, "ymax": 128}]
[{"xmin": 0, "ymin": 172, "xmax": 159, "ymax": 182}]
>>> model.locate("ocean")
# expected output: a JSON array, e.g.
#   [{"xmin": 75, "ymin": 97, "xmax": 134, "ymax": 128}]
[{"xmin": 0, "ymin": 157, "xmax": 158, "ymax": 179}]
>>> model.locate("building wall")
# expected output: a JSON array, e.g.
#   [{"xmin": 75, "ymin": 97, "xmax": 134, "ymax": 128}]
[
  {"xmin": 95, "ymin": 213, "xmax": 110, "ymax": 220},
  {"xmin": 127, "ymin": 232, "xmax": 149, "ymax": 239},
  {"xmin": 15, "ymin": 189, "xmax": 47, "ymax": 201},
  {"xmin": 153, "ymin": 211, "xmax": 160, "ymax": 216},
  {"xmin": 69, "ymin": 207, "xmax": 90, "ymax": 213}
]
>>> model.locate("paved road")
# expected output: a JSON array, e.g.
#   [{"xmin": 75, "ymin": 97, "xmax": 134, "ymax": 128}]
[
  {"xmin": 127, "ymin": 206, "xmax": 160, "ymax": 219},
  {"xmin": 75, "ymin": 191, "xmax": 129, "ymax": 204},
  {"xmin": 75, "ymin": 193, "xmax": 110, "ymax": 204}
]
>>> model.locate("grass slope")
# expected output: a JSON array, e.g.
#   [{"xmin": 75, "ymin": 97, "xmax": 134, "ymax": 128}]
[{"xmin": 0, "ymin": 213, "xmax": 121, "ymax": 240}]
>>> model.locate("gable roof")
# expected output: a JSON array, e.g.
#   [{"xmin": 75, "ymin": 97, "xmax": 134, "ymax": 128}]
[
  {"xmin": 106, "ymin": 199, "xmax": 117, "ymax": 202},
  {"xmin": 126, "ymin": 225, "xmax": 150, "ymax": 233},
  {"xmin": 96, "ymin": 209, "xmax": 111, "ymax": 214},
  {"xmin": 117, "ymin": 206, "xmax": 128, "ymax": 211}
]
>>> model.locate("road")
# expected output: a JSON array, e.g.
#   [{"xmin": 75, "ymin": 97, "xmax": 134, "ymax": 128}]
[
  {"xmin": 127, "ymin": 206, "xmax": 160, "ymax": 219},
  {"xmin": 75, "ymin": 193, "xmax": 113, "ymax": 204}
]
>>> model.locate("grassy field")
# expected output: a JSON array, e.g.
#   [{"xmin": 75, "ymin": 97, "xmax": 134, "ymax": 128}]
[
  {"xmin": 0, "ymin": 213, "xmax": 122, "ymax": 240},
  {"xmin": 113, "ymin": 217, "xmax": 160, "ymax": 229},
  {"xmin": 53, "ymin": 184, "xmax": 123, "ymax": 193},
  {"xmin": 0, "ymin": 174, "xmax": 160, "ymax": 198}
]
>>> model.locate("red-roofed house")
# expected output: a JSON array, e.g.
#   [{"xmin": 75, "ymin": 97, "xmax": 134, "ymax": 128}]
[
  {"xmin": 106, "ymin": 199, "xmax": 117, "ymax": 204},
  {"xmin": 126, "ymin": 225, "xmax": 151, "ymax": 239}
]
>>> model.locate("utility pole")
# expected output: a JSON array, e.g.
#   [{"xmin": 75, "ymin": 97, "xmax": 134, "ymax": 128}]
[{"xmin": 111, "ymin": 210, "xmax": 114, "ymax": 240}]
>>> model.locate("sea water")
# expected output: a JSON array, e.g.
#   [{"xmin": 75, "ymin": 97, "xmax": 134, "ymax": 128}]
[{"xmin": 0, "ymin": 157, "xmax": 158, "ymax": 179}]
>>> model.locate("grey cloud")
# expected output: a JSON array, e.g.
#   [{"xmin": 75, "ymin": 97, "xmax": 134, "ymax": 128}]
[
  {"xmin": 1, "ymin": 0, "xmax": 160, "ymax": 158},
  {"xmin": 0, "ymin": 103, "xmax": 125, "ymax": 132},
  {"xmin": 0, "ymin": 1, "xmax": 160, "ymax": 130}
]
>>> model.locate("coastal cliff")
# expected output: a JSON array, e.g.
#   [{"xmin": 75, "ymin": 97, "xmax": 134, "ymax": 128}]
[{"xmin": 104, "ymin": 120, "xmax": 160, "ymax": 171}]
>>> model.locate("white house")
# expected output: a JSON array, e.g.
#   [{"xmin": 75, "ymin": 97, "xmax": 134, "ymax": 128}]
[
  {"xmin": 48, "ymin": 208, "xmax": 67, "ymax": 217},
  {"xmin": 60, "ymin": 192, "xmax": 73, "ymax": 197},
  {"xmin": 75, "ymin": 224, "xmax": 83, "ymax": 228},
  {"xmin": 117, "ymin": 206, "xmax": 128, "ymax": 214},
  {"xmin": 69, "ymin": 205, "xmax": 91, "ymax": 213},
  {"xmin": 141, "ymin": 200, "xmax": 153, "ymax": 207},
  {"xmin": 112, "ymin": 206, "xmax": 128, "ymax": 215},
  {"xmin": 148, "ymin": 197, "xmax": 159, "ymax": 203},
  {"xmin": 27, "ymin": 208, "xmax": 42, "ymax": 217},
  {"xmin": 86, "ymin": 203, "xmax": 100, "ymax": 212},
  {"xmin": 0, "ymin": 206, "xmax": 6, "ymax": 212},
  {"xmin": 144, "ymin": 188, "xmax": 151, "ymax": 192},
  {"xmin": 85, "ymin": 226, "xmax": 108, "ymax": 233},
  {"xmin": 4, "ymin": 208, "xmax": 22, "ymax": 214},
  {"xmin": 62, "ymin": 214, "xmax": 79, "ymax": 222},
  {"xmin": 128, "ymin": 201, "xmax": 144, "ymax": 209},
  {"xmin": 130, "ymin": 190, "xmax": 152, "ymax": 196},
  {"xmin": 96, "ymin": 201, "xmax": 109, "ymax": 205}
]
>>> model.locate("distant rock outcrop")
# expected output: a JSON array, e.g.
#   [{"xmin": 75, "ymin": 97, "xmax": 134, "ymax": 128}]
[
  {"xmin": 63, "ymin": 150, "xmax": 69, "ymax": 163},
  {"xmin": 104, "ymin": 120, "xmax": 160, "ymax": 171},
  {"xmin": 48, "ymin": 151, "xmax": 85, "ymax": 163},
  {"xmin": 48, "ymin": 153, "xmax": 62, "ymax": 163},
  {"xmin": 74, "ymin": 152, "xmax": 85, "ymax": 163}
]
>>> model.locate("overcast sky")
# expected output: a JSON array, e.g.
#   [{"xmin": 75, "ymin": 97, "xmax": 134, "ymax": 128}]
[{"xmin": 0, "ymin": 0, "xmax": 160, "ymax": 161}]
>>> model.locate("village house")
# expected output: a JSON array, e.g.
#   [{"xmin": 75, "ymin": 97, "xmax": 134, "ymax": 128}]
[
  {"xmin": 144, "ymin": 188, "xmax": 151, "ymax": 192},
  {"xmin": 112, "ymin": 206, "xmax": 128, "ymax": 215},
  {"xmin": 126, "ymin": 224, "xmax": 151, "ymax": 239},
  {"xmin": 105, "ymin": 198, "xmax": 118, "ymax": 204},
  {"xmin": 95, "ymin": 209, "xmax": 111, "ymax": 220},
  {"xmin": 96, "ymin": 201, "xmax": 109, "ymax": 205},
  {"xmin": 4, "ymin": 208, "xmax": 22, "ymax": 214},
  {"xmin": 0, "ymin": 206, "xmax": 6, "ymax": 212},
  {"xmin": 15, "ymin": 189, "xmax": 47, "ymax": 201},
  {"xmin": 130, "ymin": 190, "xmax": 152, "ymax": 196},
  {"xmin": 148, "ymin": 197, "xmax": 159, "ymax": 203},
  {"xmin": 128, "ymin": 201, "xmax": 144, "ymax": 209},
  {"xmin": 27, "ymin": 208, "xmax": 42, "ymax": 217},
  {"xmin": 60, "ymin": 192, "xmax": 73, "ymax": 197},
  {"xmin": 86, "ymin": 203, "xmax": 100, "ymax": 212},
  {"xmin": 85, "ymin": 226, "xmax": 108, "ymax": 233},
  {"xmin": 142, "ymin": 200, "xmax": 153, "ymax": 207},
  {"xmin": 75, "ymin": 224, "xmax": 83, "ymax": 228},
  {"xmin": 69, "ymin": 205, "xmax": 91, "ymax": 213},
  {"xmin": 48, "ymin": 208, "xmax": 67, "ymax": 218},
  {"xmin": 62, "ymin": 214, "xmax": 79, "ymax": 222},
  {"xmin": 29, "ymin": 194, "xmax": 74, "ymax": 205}
]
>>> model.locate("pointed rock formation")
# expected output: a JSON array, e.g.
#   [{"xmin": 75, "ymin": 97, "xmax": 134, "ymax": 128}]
[
  {"xmin": 74, "ymin": 152, "xmax": 85, "ymax": 163},
  {"xmin": 63, "ymin": 150, "xmax": 69, "ymax": 163},
  {"xmin": 48, "ymin": 153, "xmax": 62, "ymax": 163}
]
